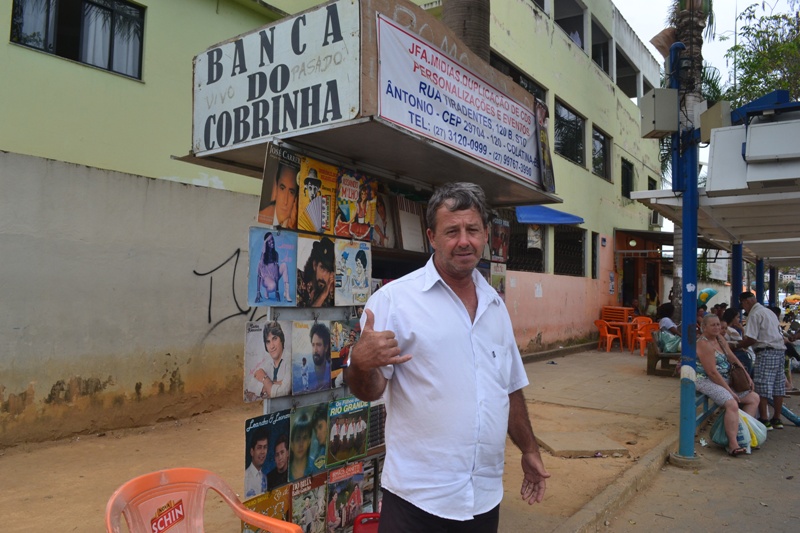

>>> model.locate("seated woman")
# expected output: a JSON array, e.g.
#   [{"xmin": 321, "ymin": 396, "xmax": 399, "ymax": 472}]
[
  {"xmin": 656, "ymin": 302, "xmax": 680, "ymax": 336},
  {"xmin": 696, "ymin": 314, "xmax": 760, "ymax": 456}
]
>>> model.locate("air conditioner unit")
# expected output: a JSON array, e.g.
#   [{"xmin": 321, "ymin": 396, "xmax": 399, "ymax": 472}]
[{"xmin": 649, "ymin": 210, "xmax": 662, "ymax": 227}]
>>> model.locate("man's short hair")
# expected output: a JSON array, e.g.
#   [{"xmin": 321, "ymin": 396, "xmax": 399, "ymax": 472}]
[
  {"xmin": 263, "ymin": 321, "xmax": 285, "ymax": 347},
  {"xmin": 425, "ymin": 182, "xmax": 490, "ymax": 232},
  {"xmin": 309, "ymin": 237, "xmax": 334, "ymax": 268},
  {"xmin": 250, "ymin": 428, "xmax": 269, "ymax": 450},
  {"xmin": 274, "ymin": 432, "xmax": 289, "ymax": 450},
  {"xmin": 739, "ymin": 291, "xmax": 756, "ymax": 302}
]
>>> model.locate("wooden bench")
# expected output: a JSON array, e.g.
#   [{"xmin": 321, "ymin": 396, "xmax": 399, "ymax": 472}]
[
  {"xmin": 645, "ymin": 334, "xmax": 720, "ymax": 429},
  {"xmin": 646, "ymin": 338, "xmax": 680, "ymax": 377},
  {"xmin": 600, "ymin": 306, "xmax": 635, "ymax": 323}
]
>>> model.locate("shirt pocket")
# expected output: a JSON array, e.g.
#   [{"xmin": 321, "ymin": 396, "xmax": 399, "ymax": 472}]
[{"xmin": 485, "ymin": 342, "xmax": 512, "ymax": 391}]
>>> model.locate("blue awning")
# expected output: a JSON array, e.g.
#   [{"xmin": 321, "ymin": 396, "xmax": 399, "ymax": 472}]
[{"xmin": 515, "ymin": 205, "xmax": 584, "ymax": 225}]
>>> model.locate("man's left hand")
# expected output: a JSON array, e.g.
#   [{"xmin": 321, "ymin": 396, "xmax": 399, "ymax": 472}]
[{"xmin": 520, "ymin": 451, "xmax": 550, "ymax": 505}]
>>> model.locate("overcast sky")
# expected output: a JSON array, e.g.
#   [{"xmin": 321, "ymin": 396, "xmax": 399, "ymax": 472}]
[{"xmin": 613, "ymin": 0, "xmax": 795, "ymax": 88}]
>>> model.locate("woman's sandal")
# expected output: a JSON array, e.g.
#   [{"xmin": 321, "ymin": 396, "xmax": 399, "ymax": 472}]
[{"xmin": 727, "ymin": 447, "xmax": 747, "ymax": 457}]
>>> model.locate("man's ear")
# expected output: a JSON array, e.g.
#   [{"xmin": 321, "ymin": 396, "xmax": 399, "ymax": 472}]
[{"xmin": 426, "ymin": 227, "xmax": 435, "ymax": 250}]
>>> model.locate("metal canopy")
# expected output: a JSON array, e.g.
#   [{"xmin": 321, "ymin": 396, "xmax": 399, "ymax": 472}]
[
  {"xmin": 631, "ymin": 187, "xmax": 800, "ymax": 266},
  {"xmin": 178, "ymin": 117, "xmax": 561, "ymax": 208},
  {"xmin": 615, "ymin": 228, "xmax": 730, "ymax": 252},
  {"xmin": 515, "ymin": 205, "xmax": 583, "ymax": 225}
]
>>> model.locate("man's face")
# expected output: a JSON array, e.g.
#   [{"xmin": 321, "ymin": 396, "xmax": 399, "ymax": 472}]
[
  {"xmin": 275, "ymin": 170, "xmax": 298, "ymax": 221},
  {"xmin": 427, "ymin": 204, "xmax": 487, "ymax": 281},
  {"xmin": 305, "ymin": 183, "xmax": 320, "ymax": 200},
  {"xmin": 311, "ymin": 333, "xmax": 328, "ymax": 366},
  {"xmin": 265, "ymin": 332, "xmax": 282, "ymax": 362},
  {"xmin": 273, "ymin": 441, "xmax": 288, "ymax": 472},
  {"xmin": 250, "ymin": 438, "xmax": 268, "ymax": 469},
  {"xmin": 313, "ymin": 262, "xmax": 332, "ymax": 294},
  {"xmin": 741, "ymin": 297, "xmax": 755, "ymax": 313}
]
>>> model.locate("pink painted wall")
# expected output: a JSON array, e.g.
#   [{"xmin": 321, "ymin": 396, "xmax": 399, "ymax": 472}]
[{"xmin": 504, "ymin": 235, "xmax": 617, "ymax": 353}]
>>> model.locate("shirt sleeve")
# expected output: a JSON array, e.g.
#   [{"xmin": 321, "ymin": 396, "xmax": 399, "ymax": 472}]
[
  {"xmin": 358, "ymin": 289, "xmax": 396, "ymax": 380},
  {"xmin": 500, "ymin": 301, "xmax": 529, "ymax": 393}
]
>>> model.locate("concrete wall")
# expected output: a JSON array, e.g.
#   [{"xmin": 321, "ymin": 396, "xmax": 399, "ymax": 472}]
[
  {"xmin": 508, "ymin": 231, "xmax": 617, "ymax": 350},
  {"xmin": 0, "ymin": 152, "xmax": 258, "ymax": 446},
  {"xmin": 0, "ymin": 0, "xmax": 273, "ymax": 196},
  {"xmin": 489, "ymin": 0, "xmax": 662, "ymax": 243}
]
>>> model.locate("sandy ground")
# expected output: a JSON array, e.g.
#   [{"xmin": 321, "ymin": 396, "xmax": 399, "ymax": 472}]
[
  {"xmin": 0, "ymin": 395, "xmax": 673, "ymax": 532},
  {"xmin": 605, "ymin": 394, "xmax": 800, "ymax": 533}
]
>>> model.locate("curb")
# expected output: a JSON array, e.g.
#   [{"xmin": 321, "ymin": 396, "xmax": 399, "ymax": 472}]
[
  {"xmin": 520, "ymin": 342, "xmax": 598, "ymax": 365},
  {"xmin": 550, "ymin": 432, "xmax": 679, "ymax": 533}
]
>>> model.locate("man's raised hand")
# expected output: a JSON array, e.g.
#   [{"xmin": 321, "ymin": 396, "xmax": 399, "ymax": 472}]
[{"xmin": 351, "ymin": 309, "xmax": 412, "ymax": 370}]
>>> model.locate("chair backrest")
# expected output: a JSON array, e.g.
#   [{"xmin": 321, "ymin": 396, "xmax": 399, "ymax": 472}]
[
  {"xmin": 631, "ymin": 316, "xmax": 653, "ymax": 327},
  {"xmin": 639, "ymin": 322, "xmax": 661, "ymax": 341},
  {"xmin": 105, "ymin": 468, "xmax": 302, "ymax": 533},
  {"xmin": 594, "ymin": 319, "xmax": 612, "ymax": 335},
  {"xmin": 353, "ymin": 512, "xmax": 380, "ymax": 533}
]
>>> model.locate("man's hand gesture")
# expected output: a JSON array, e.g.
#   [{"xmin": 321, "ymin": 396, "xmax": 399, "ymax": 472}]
[
  {"xmin": 346, "ymin": 309, "xmax": 411, "ymax": 401},
  {"xmin": 350, "ymin": 309, "xmax": 412, "ymax": 371}
]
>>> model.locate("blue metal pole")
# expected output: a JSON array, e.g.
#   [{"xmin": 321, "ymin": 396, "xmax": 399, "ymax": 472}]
[
  {"xmin": 678, "ymin": 128, "xmax": 700, "ymax": 458},
  {"xmin": 756, "ymin": 259, "xmax": 765, "ymax": 303},
  {"xmin": 732, "ymin": 243, "xmax": 743, "ymax": 307},
  {"xmin": 769, "ymin": 266, "xmax": 778, "ymax": 307}
]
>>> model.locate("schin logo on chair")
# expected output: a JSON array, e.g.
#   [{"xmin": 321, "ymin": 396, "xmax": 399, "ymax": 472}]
[{"xmin": 150, "ymin": 499, "xmax": 185, "ymax": 533}]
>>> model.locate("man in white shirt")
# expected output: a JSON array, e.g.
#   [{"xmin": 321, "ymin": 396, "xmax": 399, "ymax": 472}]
[
  {"xmin": 244, "ymin": 430, "xmax": 268, "ymax": 498},
  {"xmin": 345, "ymin": 182, "xmax": 549, "ymax": 532},
  {"xmin": 738, "ymin": 292, "xmax": 787, "ymax": 429}
]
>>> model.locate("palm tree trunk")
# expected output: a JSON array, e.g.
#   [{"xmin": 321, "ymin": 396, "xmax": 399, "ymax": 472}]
[{"xmin": 442, "ymin": 0, "xmax": 491, "ymax": 61}]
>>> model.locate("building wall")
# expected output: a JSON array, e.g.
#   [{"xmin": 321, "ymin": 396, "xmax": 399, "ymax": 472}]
[
  {"xmin": 489, "ymin": 0, "xmax": 662, "ymax": 346},
  {"xmin": 0, "ymin": 152, "xmax": 257, "ymax": 445},
  {"xmin": 0, "ymin": 0, "xmax": 664, "ymax": 443},
  {"xmin": 507, "ymin": 233, "xmax": 618, "ymax": 350},
  {"xmin": 0, "ymin": 0, "xmax": 274, "ymax": 196}
]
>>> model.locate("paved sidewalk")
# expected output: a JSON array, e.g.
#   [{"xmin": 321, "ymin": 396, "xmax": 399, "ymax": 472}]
[{"xmin": 4, "ymin": 347, "xmax": 795, "ymax": 532}]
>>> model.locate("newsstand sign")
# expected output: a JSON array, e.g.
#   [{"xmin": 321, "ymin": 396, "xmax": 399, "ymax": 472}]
[{"xmin": 193, "ymin": 1, "xmax": 360, "ymax": 155}]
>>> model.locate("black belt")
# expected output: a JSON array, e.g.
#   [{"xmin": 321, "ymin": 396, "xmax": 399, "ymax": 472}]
[{"xmin": 754, "ymin": 346, "xmax": 783, "ymax": 353}]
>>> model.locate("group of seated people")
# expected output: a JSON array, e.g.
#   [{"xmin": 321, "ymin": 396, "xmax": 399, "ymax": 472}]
[{"xmin": 653, "ymin": 297, "xmax": 800, "ymax": 456}]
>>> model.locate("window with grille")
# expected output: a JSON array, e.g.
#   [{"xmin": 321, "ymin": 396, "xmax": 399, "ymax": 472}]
[
  {"xmin": 592, "ymin": 127, "xmax": 611, "ymax": 180},
  {"xmin": 555, "ymin": 100, "xmax": 585, "ymax": 166},
  {"xmin": 554, "ymin": 224, "xmax": 585, "ymax": 277},
  {"xmin": 497, "ymin": 208, "xmax": 545, "ymax": 273},
  {"xmin": 621, "ymin": 158, "xmax": 634, "ymax": 199},
  {"xmin": 490, "ymin": 53, "xmax": 546, "ymax": 103},
  {"xmin": 10, "ymin": 0, "xmax": 145, "ymax": 79}
]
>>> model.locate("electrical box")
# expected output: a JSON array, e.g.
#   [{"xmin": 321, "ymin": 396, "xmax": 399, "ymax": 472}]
[
  {"xmin": 700, "ymin": 100, "xmax": 731, "ymax": 143},
  {"xmin": 639, "ymin": 88, "xmax": 679, "ymax": 139}
]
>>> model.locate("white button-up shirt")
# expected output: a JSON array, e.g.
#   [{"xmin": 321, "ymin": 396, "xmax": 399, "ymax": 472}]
[
  {"xmin": 361, "ymin": 257, "xmax": 528, "ymax": 520},
  {"xmin": 744, "ymin": 302, "xmax": 785, "ymax": 350}
]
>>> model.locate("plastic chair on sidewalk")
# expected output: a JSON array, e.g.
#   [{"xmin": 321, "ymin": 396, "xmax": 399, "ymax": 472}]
[
  {"xmin": 627, "ymin": 316, "xmax": 653, "ymax": 349},
  {"xmin": 631, "ymin": 322, "xmax": 661, "ymax": 357},
  {"xmin": 105, "ymin": 467, "xmax": 302, "ymax": 533},
  {"xmin": 594, "ymin": 319, "xmax": 622, "ymax": 352},
  {"xmin": 353, "ymin": 512, "xmax": 380, "ymax": 533}
]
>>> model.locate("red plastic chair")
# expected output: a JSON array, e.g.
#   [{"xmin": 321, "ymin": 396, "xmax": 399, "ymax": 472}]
[
  {"xmin": 631, "ymin": 322, "xmax": 661, "ymax": 357},
  {"xmin": 627, "ymin": 316, "xmax": 653, "ymax": 349},
  {"xmin": 594, "ymin": 319, "xmax": 622, "ymax": 352},
  {"xmin": 105, "ymin": 467, "xmax": 302, "ymax": 533},
  {"xmin": 353, "ymin": 512, "xmax": 380, "ymax": 533}
]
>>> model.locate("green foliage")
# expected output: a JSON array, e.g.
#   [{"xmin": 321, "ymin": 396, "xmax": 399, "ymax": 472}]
[
  {"xmin": 788, "ymin": 280, "xmax": 796, "ymax": 294},
  {"xmin": 722, "ymin": 3, "xmax": 800, "ymax": 107}
]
